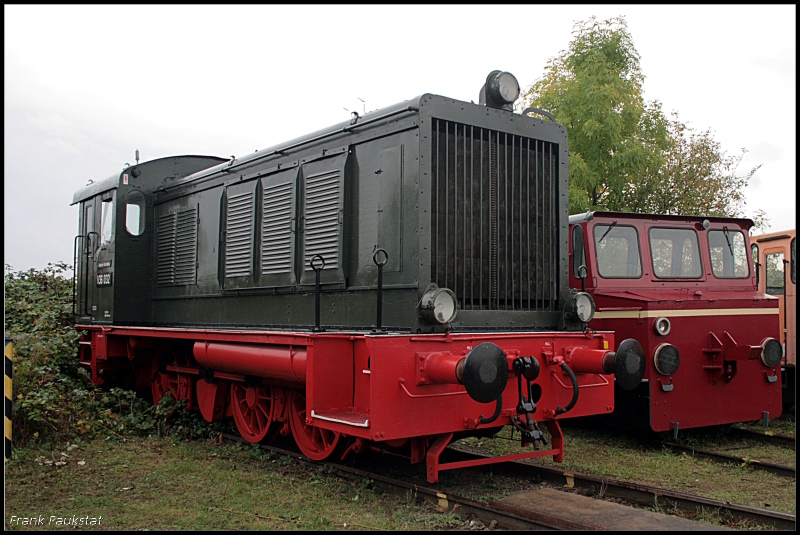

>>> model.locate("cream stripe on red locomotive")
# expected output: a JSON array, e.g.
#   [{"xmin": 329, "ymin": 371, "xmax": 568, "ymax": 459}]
[{"xmin": 593, "ymin": 308, "xmax": 779, "ymax": 320}]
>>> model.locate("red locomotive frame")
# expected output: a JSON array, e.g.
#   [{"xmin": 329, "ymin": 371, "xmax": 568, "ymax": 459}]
[
  {"xmin": 569, "ymin": 211, "xmax": 783, "ymax": 434},
  {"xmin": 77, "ymin": 325, "xmax": 621, "ymax": 482}
]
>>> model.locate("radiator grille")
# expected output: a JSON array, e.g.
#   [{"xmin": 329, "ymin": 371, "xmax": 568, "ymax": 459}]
[
  {"xmin": 430, "ymin": 119, "xmax": 559, "ymax": 311},
  {"xmin": 261, "ymin": 181, "xmax": 294, "ymax": 275},
  {"xmin": 225, "ymin": 191, "xmax": 254, "ymax": 277},
  {"xmin": 304, "ymin": 169, "xmax": 341, "ymax": 270},
  {"xmin": 157, "ymin": 207, "xmax": 197, "ymax": 286}
]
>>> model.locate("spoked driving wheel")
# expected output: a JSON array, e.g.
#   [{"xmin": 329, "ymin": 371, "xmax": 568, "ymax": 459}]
[
  {"xmin": 230, "ymin": 382, "xmax": 278, "ymax": 444},
  {"xmin": 151, "ymin": 345, "xmax": 183, "ymax": 409},
  {"xmin": 288, "ymin": 389, "xmax": 341, "ymax": 460}
]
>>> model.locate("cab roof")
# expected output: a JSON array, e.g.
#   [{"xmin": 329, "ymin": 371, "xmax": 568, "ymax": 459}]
[{"xmin": 568, "ymin": 210, "xmax": 754, "ymax": 229}]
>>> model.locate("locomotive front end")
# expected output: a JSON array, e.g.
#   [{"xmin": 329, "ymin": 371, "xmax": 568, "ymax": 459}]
[{"xmin": 570, "ymin": 212, "xmax": 783, "ymax": 435}]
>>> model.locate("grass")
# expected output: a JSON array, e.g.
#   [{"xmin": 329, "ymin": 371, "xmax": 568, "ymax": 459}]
[
  {"xmin": 4, "ymin": 436, "xmax": 464, "ymax": 531},
  {"xmin": 732, "ymin": 411, "xmax": 796, "ymax": 439}
]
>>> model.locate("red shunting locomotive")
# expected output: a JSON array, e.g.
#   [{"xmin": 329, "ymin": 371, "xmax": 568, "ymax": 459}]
[{"xmin": 569, "ymin": 211, "xmax": 783, "ymax": 436}]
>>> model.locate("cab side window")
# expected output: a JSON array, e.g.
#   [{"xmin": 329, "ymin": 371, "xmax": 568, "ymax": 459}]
[
  {"xmin": 766, "ymin": 252, "xmax": 785, "ymax": 295},
  {"xmin": 125, "ymin": 190, "xmax": 146, "ymax": 236},
  {"xmin": 100, "ymin": 193, "xmax": 115, "ymax": 246},
  {"xmin": 572, "ymin": 225, "xmax": 586, "ymax": 278}
]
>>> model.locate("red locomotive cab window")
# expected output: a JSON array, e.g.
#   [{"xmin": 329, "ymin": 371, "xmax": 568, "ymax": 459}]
[
  {"xmin": 708, "ymin": 228, "xmax": 749, "ymax": 278},
  {"xmin": 649, "ymin": 227, "xmax": 702, "ymax": 279},
  {"xmin": 572, "ymin": 224, "xmax": 587, "ymax": 278},
  {"xmin": 592, "ymin": 223, "xmax": 642, "ymax": 278}
]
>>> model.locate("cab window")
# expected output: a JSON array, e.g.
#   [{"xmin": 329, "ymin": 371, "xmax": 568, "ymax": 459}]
[
  {"xmin": 649, "ymin": 227, "xmax": 702, "ymax": 278},
  {"xmin": 100, "ymin": 193, "xmax": 115, "ymax": 246},
  {"xmin": 791, "ymin": 238, "xmax": 796, "ymax": 285},
  {"xmin": 766, "ymin": 252, "xmax": 785, "ymax": 295},
  {"xmin": 708, "ymin": 228, "xmax": 749, "ymax": 278},
  {"xmin": 572, "ymin": 225, "xmax": 586, "ymax": 278},
  {"xmin": 592, "ymin": 224, "xmax": 642, "ymax": 278},
  {"xmin": 125, "ymin": 190, "xmax": 146, "ymax": 236}
]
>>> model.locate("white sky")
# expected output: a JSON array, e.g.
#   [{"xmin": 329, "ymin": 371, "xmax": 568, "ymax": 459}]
[{"xmin": 4, "ymin": 4, "xmax": 796, "ymax": 272}]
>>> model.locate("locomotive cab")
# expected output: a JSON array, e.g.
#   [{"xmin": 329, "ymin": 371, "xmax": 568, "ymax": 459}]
[
  {"xmin": 569, "ymin": 211, "xmax": 783, "ymax": 434},
  {"xmin": 71, "ymin": 156, "xmax": 228, "ymax": 324},
  {"xmin": 73, "ymin": 174, "xmax": 118, "ymax": 324}
]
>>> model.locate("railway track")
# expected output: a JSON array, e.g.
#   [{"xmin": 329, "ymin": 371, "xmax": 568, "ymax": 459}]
[
  {"xmin": 217, "ymin": 432, "xmax": 795, "ymax": 530},
  {"xmin": 562, "ymin": 418, "xmax": 795, "ymax": 479},
  {"xmin": 646, "ymin": 437, "xmax": 795, "ymax": 478},
  {"xmin": 444, "ymin": 447, "xmax": 796, "ymax": 531},
  {"xmin": 217, "ymin": 433, "xmax": 570, "ymax": 530},
  {"xmin": 729, "ymin": 427, "xmax": 796, "ymax": 450}
]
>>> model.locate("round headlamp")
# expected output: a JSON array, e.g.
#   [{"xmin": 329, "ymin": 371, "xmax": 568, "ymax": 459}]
[
  {"xmin": 419, "ymin": 286, "xmax": 458, "ymax": 324},
  {"xmin": 481, "ymin": 70, "xmax": 520, "ymax": 110},
  {"xmin": 566, "ymin": 291, "xmax": 595, "ymax": 323},
  {"xmin": 760, "ymin": 337, "xmax": 782, "ymax": 367},
  {"xmin": 653, "ymin": 343, "xmax": 680, "ymax": 375},
  {"xmin": 653, "ymin": 317, "xmax": 671, "ymax": 336},
  {"xmin": 490, "ymin": 72, "xmax": 520, "ymax": 104}
]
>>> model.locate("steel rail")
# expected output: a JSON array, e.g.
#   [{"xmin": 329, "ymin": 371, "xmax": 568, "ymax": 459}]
[
  {"xmin": 445, "ymin": 447, "xmax": 796, "ymax": 530},
  {"xmin": 217, "ymin": 431, "xmax": 793, "ymax": 530},
  {"xmin": 217, "ymin": 433, "xmax": 580, "ymax": 530},
  {"xmin": 729, "ymin": 427, "xmax": 796, "ymax": 450},
  {"xmin": 643, "ymin": 439, "xmax": 796, "ymax": 478}
]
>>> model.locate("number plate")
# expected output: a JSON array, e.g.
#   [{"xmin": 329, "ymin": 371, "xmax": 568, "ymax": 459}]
[{"xmin": 96, "ymin": 272, "xmax": 113, "ymax": 286}]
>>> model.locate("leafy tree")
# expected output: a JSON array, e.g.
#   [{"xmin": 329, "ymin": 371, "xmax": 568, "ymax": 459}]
[
  {"xmin": 523, "ymin": 16, "xmax": 764, "ymax": 229},
  {"xmin": 621, "ymin": 112, "xmax": 763, "ymax": 224},
  {"xmin": 521, "ymin": 15, "xmax": 671, "ymax": 214}
]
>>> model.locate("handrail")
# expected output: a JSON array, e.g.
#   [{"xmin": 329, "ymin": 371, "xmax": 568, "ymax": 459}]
[
  {"xmin": 521, "ymin": 106, "xmax": 556, "ymax": 122},
  {"xmin": 72, "ymin": 235, "xmax": 82, "ymax": 317}
]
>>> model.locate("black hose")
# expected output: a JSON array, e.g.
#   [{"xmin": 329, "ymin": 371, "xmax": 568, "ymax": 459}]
[
  {"xmin": 555, "ymin": 362, "xmax": 579, "ymax": 415},
  {"xmin": 479, "ymin": 395, "xmax": 503, "ymax": 425}
]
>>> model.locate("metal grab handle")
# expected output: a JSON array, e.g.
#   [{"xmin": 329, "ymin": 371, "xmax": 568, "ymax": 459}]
[
  {"xmin": 372, "ymin": 248, "xmax": 388, "ymax": 332},
  {"xmin": 72, "ymin": 235, "xmax": 83, "ymax": 317},
  {"xmin": 309, "ymin": 254, "xmax": 325, "ymax": 332},
  {"xmin": 521, "ymin": 106, "xmax": 556, "ymax": 122},
  {"xmin": 398, "ymin": 378, "xmax": 468, "ymax": 399}
]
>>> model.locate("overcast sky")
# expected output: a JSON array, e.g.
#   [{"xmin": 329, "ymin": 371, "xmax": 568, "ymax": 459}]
[{"xmin": 4, "ymin": 4, "xmax": 796, "ymax": 272}]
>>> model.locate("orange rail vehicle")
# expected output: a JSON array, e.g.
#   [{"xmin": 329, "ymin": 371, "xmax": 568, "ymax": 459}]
[{"xmin": 751, "ymin": 229, "xmax": 796, "ymax": 406}]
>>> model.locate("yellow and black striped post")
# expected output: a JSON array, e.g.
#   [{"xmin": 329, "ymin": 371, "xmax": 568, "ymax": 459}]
[{"xmin": 5, "ymin": 338, "xmax": 12, "ymax": 462}]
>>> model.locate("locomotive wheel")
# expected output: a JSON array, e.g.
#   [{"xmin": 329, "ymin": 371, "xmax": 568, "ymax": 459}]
[
  {"xmin": 150, "ymin": 349, "xmax": 178, "ymax": 405},
  {"xmin": 288, "ymin": 390, "xmax": 341, "ymax": 461},
  {"xmin": 230, "ymin": 382, "xmax": 278, "ymax": 444},
  {"xmin": 151, "ymin": 346, "xmax": 189, "ymax": 416}
]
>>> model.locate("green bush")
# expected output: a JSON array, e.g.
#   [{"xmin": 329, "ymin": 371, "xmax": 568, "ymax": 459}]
[
  {"xmin": 5, "ymin": 262, "xmax": 84, "ymax": 445},
  {"xmin": 4, "ymin": 262, "xmax": 223, "ymax": 450}
]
